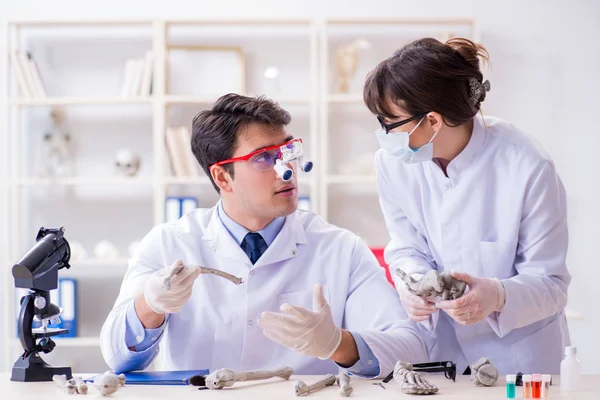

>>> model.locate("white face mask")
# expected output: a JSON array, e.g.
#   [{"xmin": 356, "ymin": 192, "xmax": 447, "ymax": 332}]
[{"xmin": 375, "ymin": 117, "xmax": 438, "ymax": 164}]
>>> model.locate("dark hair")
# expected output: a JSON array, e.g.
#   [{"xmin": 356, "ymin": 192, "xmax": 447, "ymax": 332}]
[
  {"xmin": 191, "ymin": 93, "xmax": 291, "ymax": 192},
  {"xmin": 363, "ymin": 37, "xmax": 490, "ymax": 127}
]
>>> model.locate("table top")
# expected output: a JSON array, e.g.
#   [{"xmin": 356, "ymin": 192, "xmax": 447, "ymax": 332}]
[{"xmin": 3, "ymin": 373, "xmax": 599, "ymax": 399}]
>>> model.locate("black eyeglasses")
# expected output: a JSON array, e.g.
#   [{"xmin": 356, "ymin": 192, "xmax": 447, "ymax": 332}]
[
  {"xmin": 381, "ymin": 361, "xmax": 457, "ymax": 384},
  {"xmin": 377, "ymin": 113, "xmax": 428, "ymax": 134}
]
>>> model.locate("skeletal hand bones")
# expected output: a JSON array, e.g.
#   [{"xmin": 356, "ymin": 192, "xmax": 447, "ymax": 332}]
[
  {"xmin": 205, "ymin": 366, "xmax": 293, "ymax": 389},
  {"xmin": 396, "ymin": 269, "xmax": 467, "ymax": 301},
  {"xmin": 393, "ymin": 361, "xmax": 439, "ymax": 395}
]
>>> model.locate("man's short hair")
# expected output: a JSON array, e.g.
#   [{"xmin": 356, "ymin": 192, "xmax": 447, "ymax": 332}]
[{"xmin": 191, "ymin": 93, "xmax": 291, "ymax": 193}]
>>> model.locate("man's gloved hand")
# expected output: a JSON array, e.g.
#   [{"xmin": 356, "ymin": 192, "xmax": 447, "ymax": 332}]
[
  {"xmin": 257, "ymin": 284, "xmax": 342, "ymax": 359},
  {"xmin": 143, "ymin": 260, "xmax": 202, "ymax": 314},
  {"xmin": 395, "ymin": 270, "xmax": 438, "ymax": 322},
  {"xmin": 435, "ymin": 271, "xmax": 506, "ymax": 325}
]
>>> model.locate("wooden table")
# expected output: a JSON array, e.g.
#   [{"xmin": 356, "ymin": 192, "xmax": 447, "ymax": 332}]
[{"xmin": 3, "ymin": 373, "xmax": 599, "ymax": 398}]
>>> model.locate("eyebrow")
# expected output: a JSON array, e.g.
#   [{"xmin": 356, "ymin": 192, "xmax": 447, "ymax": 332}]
[{"xmin": 251, "ymin": 135, "xmax": 294, "ymax": 153}]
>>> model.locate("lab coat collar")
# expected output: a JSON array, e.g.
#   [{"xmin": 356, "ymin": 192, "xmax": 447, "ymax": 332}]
[
  {"xmin": 202, "ymin": 206, "xmax": 308, "ymax": 268},
  {"xmin": 443, "ymin": 114, "xmax": 486, "ymax": 178},
  {"xmin": 217, "ymin": 200, "xmax": 285, "ymax": 247}
]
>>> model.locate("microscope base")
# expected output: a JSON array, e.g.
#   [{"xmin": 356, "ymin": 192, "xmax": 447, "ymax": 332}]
[{"xmin": 11, "ymin": 352, "xmax": 72, "ymax": 382}]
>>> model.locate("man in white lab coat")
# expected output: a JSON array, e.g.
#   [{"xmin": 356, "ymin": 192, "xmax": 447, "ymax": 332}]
[{"xmin": 100, "ymin": 94, "xmax": 432, "ymax": 376}]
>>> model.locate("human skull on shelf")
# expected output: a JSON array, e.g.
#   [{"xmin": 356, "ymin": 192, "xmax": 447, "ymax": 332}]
[{"xmin": 115, "ymin": 149, "xmax": 141, "ymax": 177}]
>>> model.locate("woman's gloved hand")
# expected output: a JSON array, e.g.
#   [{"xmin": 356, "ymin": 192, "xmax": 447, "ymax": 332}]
[
  {"xmin": 395, "ymin": 271, "xmax": 439, "ymax": 322},
  {"xmin": 435, "ymin": 271, "xmax": 505, "ymax": 325}
]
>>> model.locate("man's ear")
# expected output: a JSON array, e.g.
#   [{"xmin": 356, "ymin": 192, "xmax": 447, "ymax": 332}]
[
  {"xmin": 426, "ymin": 112, "xmax": 445, "ymax": 133},
  {"xmin": 210, "ymin": 165, "xmax": 233, "ymax": 193}
]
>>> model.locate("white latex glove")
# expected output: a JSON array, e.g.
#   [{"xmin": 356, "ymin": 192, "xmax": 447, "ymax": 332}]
[
  {"xmin": 143, "ymin": 260, "xmax": 202, "ymax": 314},
  {"xmin": 257, "ymin": 284, "xmax": 342, "ymax": 360},
  {"xmin": 396, "ymin": 274, "xmax": 438, "ymax": 322},
  {"xmin": 435, "ymin": 271, "xmax": 505, "ymax": 325}
]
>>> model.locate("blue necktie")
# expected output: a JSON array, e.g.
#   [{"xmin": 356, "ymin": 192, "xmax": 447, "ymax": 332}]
[{"xmin": 242, "ymin": 232, "xmax": 267, "ymax": 264}]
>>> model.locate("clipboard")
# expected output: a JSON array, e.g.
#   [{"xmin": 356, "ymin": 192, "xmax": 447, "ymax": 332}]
[{"xmin": 85, "ymin": 369, "xmax": 209, "ymax": 386}]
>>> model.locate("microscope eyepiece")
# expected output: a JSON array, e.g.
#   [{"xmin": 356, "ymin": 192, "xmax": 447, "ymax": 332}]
[{"xmin": 12, "ymin": 227, "xmax": 71, "ymax": 291}]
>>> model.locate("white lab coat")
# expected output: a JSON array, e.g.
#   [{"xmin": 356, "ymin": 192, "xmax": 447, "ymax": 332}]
[
  {"xmin": 100, "ymin": 207, "xmax": 433, "ymax": 377},
  {"xmin": 376, "ymin": 114, "xmax": 571, "ymax": 375}
]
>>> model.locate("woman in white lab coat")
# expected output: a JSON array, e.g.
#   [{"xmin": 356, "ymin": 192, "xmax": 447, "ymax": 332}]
[{"xmin": 362, "ymin": 37, "xmax": 571, "ymax": 374}]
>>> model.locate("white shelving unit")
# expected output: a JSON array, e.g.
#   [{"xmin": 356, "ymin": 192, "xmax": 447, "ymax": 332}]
[
  {"xmin": 318, "ymin": 18, "xmax": 477, "ymax": 246},
  {"xmin": 4, "ymin": 17, "xmax": 489, "ymax": 372},
  {"xmin": 3, "ymin": 17, "xmax": 319, "ymax": 373},
  {"xmin": 10, "ymin": 97, "xmax": 153, "ymax": 106}
]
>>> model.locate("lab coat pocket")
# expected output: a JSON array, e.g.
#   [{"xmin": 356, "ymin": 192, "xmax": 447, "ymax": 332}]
[
  {"xmin": 278, "ymin": 290, "xmax": 313, "ymax": 311},
  {"xmin": 479, "ymin": 239, "xmax": 518, "ymax": 278},
  {"xmin": 509, "ymin": 316, "xmax": 563, "ymax": 373}
]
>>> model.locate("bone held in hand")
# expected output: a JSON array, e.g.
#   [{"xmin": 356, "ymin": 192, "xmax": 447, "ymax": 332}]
[
  {"xmin": 205, "ymin": 366, "xmax": 294, "ymax": 389},
  {"xmin": 294, "ymin": 374, "xmax": 337, "ymax": 396},
  {"xmin": 162, "ymin": 264, "xmax": 243, "ymax": 289},
  {"xmin": 196, "ymin": 266, "xmax": 243, "ymax": 285}
]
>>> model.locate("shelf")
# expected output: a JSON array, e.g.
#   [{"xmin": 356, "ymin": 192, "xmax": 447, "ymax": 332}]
[
  {"xmin": 165, "ymin": 176, "xmax": 314, "ymax": 186},
  {"xmin": 12, "ymin": 336, "xmax": 101, "ymax": 348},
  {"xmin": 327, "ymin": 94, "xmax": 364, "ymax": 104},
  {"xmin": 164, "ymin": 95, "xmax": 220, "ymax": 105},
  {"xmin": 10, "ymin": 97, "xmax": 153, "ymax": 106},
  {"xmin": 327, "ymin": 18, "xmax": 475, "ymax": 26},
  {"xmin": 17, "ymin": 177, "xmax": 154, "ymax": 186},
  {"xmin": 327, "ymin": 175, "xmax": 376, "ymax": 184},
  {"xmin": 69, "ymin": 258, "xmax": 130, "ymax": 267},
  {"xmin": 164, "ymin": 176, "xmax": 212, "ymax": 185},
  {"xmin": 297, "ymin": 177, "xmax": 314, "ymax": 186},
  {"xmin": 10, "ymin": 20, "xmax": 152, "ymax": 27},
  {"xmin": 165, "ymin": 95, "xmax": 311, "ymax": 105},
  {"xmin": 166, "ymin": 19, "xmax": 312, "ymax": 26}
]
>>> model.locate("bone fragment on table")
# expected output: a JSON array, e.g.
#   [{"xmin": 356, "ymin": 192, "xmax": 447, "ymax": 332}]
[
  {"xmin": 93, "ymin": 371, "xmax": 121, "ymax": 396},
  {"xmin": 294, "ymin": 374, "xmax": 337, "ymax": 396},
  {"xmin": 470, "ymin": 357, "xmax": 499, "ymax": 387},
  {"xmin": 337, "ymin": 371, "xmax": 353, "ymax": 397},
  {"xmin": 70, "ymin": 376, "xmax": 88, "ymax": 394},
  {"xmin": 393, "ymin": 361, "xmax": 439, "ymax": 395},
  {"xmin": 205, "ymin": 366, "xmax": 293, "ymax": 389},
  {"xmin": 52, "ymin": 374, "xmax": 76, "ymax": 394}
]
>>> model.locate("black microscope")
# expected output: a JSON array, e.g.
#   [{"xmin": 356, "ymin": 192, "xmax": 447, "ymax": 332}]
[{"xmin": 11, "ymin": 226, "xmax": 73, "ymax": 382}]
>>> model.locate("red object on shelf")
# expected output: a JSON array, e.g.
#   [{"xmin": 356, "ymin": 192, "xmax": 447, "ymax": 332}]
[{"xmin": 371, "ymin": 247, "xmax": 395, "ymax": 287}]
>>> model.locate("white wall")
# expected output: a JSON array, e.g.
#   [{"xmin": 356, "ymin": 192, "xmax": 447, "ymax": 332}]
[{"xmin": 1, "ymin": 0, "xmax": 599, "ymax": 373}]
